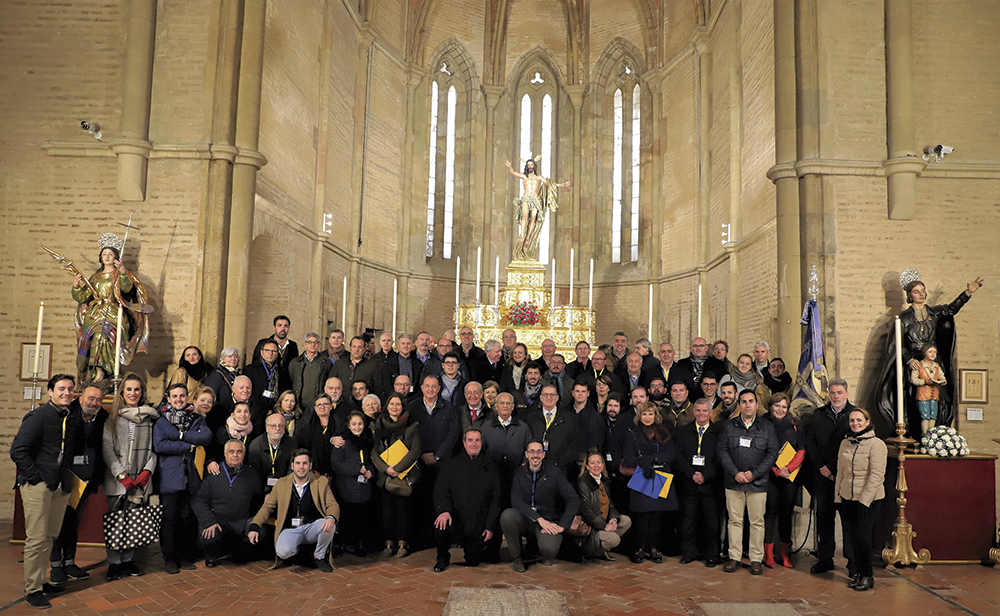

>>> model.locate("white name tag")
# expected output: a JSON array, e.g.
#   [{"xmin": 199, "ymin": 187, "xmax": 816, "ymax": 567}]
[
  {"xmin": 739, "ymin": 437, "xmax": 752, "ymax": 448},
  {"xmin": 73, "ymin": 455, "xmax": 88, "ymax": 465},
  {"xmin": 291, "ymin": 516, "xmax": 304, "ymax": 527},
  {"xmin": 692, "ymin": 455, "xmax": 706, "ymax": 466},
  {"xmin": 263, "ymin": 390, "xmax": 276, "ymax": 399},
  {"xmin": 357, "ymin": 474, "xmax": 368, "ymax": 483},
  {"xmin": 542, "ymin": 440, "xmax": 549, "ymax": 452},
  {"xmin": 267, "ymin": 477, "xmax": 278, "ymax": 487},
  {"xmin": 605, "ymin": 452, "xmax": 613, "ymax": 462}
]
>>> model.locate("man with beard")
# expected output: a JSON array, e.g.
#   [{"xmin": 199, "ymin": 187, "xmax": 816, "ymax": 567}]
[
  {"xmin": 713, "ymin": 382, "xmax": 740, "ymax": 423},
  {"xmin": 608, "ymin": 331, "xmax": 630, "ymax": 374},
  {"xmin": 513, "ymin": 363, "xmax": 545, "ymax": 414},
  {"xmin": 431, "ymin": 429, "xmax": 501, "ymax": 572},
  {"xmin": 288, "ymin": 332, "xmax": 330, "ymax": 409},
  {"xmin": 331, "ymin": 337, "xmax": 381, "ymax": 401},
  {"xmin": 755, "ymin": 358, "xmax": 792, "ymax": 408},
  {"xmin": 252, "ymin": 316, "xmax": 299, "ymax": 372},
  {"xmin": 662, "ymin": 381, "xmax": 695, "ymax": 431},
  {"xmin": 676, "ymin": 337, "xmax": 711, "ymax": 398},
  {"xmin": 542, "ymin": 354, "xmax": 571, "ymax": 401}
]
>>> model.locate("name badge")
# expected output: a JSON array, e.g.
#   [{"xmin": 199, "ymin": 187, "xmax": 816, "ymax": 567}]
[
  {"xmin": 263, "ymin": 390, "xmax": 276, "ymax": 399},
  {"xmin": 605, "ymin": 452, "xmax": 613, "ymax": 462},
  {"xmin": 267, "ymin": 477, "xmax": 278, "ymax": 487},
  {"xmin": 291, "ymin": 516, "xmax": 304, "ymax": 527},
  {"xmin": 692, "ymin": 455, "xmax": 706, "ymax": 467},
  {"xmin": 542, "ymin": 440, "xmax": 549, "ymax": 452},
  {"xmin": 739, "ymin": 437, "xmax": 752, "ymax": 448},
  {"xmin": 73, "ymin": 455, "xmax": 89, "ymax": 465}
]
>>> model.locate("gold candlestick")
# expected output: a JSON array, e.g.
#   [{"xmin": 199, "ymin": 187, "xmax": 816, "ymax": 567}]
[{"xmin": 882, "ymin": 422, "xmax": 931, "ymax": 569}]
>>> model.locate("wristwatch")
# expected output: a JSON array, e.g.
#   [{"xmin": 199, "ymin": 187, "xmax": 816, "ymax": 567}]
[{"xmin": 117, "ymin": 472, "xmax": 127, "ymax": 481}]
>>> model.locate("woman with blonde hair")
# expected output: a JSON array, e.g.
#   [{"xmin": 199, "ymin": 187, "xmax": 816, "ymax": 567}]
[
  {"xmin": 102, "ymin": 373, "xmax": 157, "ymax": 581},
  {"xmin": 576, "ymin": 452, "xmax": 632, "ymax": 560}
]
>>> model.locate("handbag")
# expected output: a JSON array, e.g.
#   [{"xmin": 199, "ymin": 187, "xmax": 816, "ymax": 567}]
[
  {"xmin": 567, "ymin": 515, "xmax": 592, "ymax": 537},
  {"xmin": 103, "ymin": 499, "xmax": 163, "ymax": 552},
  {"xmin": 384, "ymin": 475, "xmax": 413, "ymax": 497}
]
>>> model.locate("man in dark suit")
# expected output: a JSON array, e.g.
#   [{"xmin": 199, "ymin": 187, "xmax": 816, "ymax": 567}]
[
  {"xmin": 524, "ymin": 384, "xmax": 581, "ymax": 475},
  {"xmin": 244, "ymin": 341, "xmax": 291, "ymax": 432},
  {"xmin": 542, "ymin": 354, "xmax": 571, "ymax": 401},
  {"xmin": 456, "ymin": 327, "xmax": 487, "ymax": 377},
  {"xmin": 674, "ymin": 399, "xmax": 720, "ymax": 566},
  {"xmin": 251, "ymin": 315, "xmax": 299, "ymax": 372},
  {"xmin": 578, "ymin": 350, "xmax": 624, "ymax": 397},
  {"xmin": 411, "ymin": 374, "xmax": 459, "ymax": 549},
  {"xmin": 642, "ymin": 342, "xmax": 694, "ymax": 393},
  {"xmin": 331, "ymin": 336, "xmax": 382, "ymax": 399},
  {"xmin": 675, "ymin": 337, "xmax": 711, "ymax": 398},
  {"xmin": 476, "ymin": 340, "xmax": 507, "ymax": 385},
  {"xmin": 381, "ymin": 334, "xmax": 422, "ymax": 399}
]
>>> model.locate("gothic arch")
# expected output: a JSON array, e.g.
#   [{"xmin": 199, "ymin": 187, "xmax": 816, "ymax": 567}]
[
  {"xmin": 593, "ymin": 37, "xmax": 647, "ymax": 93},
  {"xmin": 426, "ymin": 37, "xmax": 480, "ymax": 93}
]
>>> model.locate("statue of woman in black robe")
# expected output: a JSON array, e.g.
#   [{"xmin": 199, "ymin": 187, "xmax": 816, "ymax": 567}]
[{"xmin": 875, "ymin": 270, "xmax": 983, "ymax": 440}]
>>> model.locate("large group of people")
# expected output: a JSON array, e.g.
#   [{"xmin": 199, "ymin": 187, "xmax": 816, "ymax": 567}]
[{"xmin": 11, "ymin": 317, "xmax": 888, "ymax": 609}]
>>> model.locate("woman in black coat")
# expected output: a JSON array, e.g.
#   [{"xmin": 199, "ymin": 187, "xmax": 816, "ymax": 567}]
[
  {"xmin": 330, "ymin": 411, "xmax": 375, "ymax": 555},
  {"xmin": 762, "ymin": 393, "xmax": 804, "ymax": 569},
  {"xmin": 623, "ymin": 402, "xmax": 678, "ymax": 564}
]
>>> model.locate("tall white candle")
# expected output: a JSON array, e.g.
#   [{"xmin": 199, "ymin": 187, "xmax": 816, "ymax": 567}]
[
  {"xmin": 476, "ymin": 246, "xmax": 482, "ymax": 304},
  {"xmin": 342, "ymin": 276, "xmax": 347, "ymax": 332},
  {"xmin": 895, "ymin": 316, "xmax": 904, "ymax": 425},
  {"xmin": 455, "ymin": 256, "xmax": 461, "ymax": 306},
  {"xmin": 494, "ymin": 256, "xmax": 500, "ymax": 307},
  {"xmin": 550, "ymin": 258, "xmax": 556, "ymax": 337},
  {"xmin": 648, "ymin": 284, "xmax": 654, "ymax": 340},
  {"xmin": 33, "ymin": 301, "xmax": 44, "ymax": 374},
  {"xmin": 114, "ymin": 305, "xmax": 123, "ymax": 379},
  {"xmin": 588, "ymin": 258, "xmax": 594, "ymax": 312},
  {"xmin": 391, "ymin": 278, "xmax": 398, "ymax": 341},
  {"xmin": 697, "ymin": 283, "xmax": 703, "ymax": 337},
  {"xmin": 569, "ymin": 248, "xmax": 575, "ymax": 306}
]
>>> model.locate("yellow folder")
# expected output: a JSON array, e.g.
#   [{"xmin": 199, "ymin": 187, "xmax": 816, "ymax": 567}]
[
  {"xmin": 380, "ymin": 439, "xmax": 417, "ymax": 479},
  {"xmin": 775, "ymin": 442, "xmax": 800, "ymax": 482},
  {"xmin": 66, "ymin": 472, "xmax": 87, "ymax": 509},
  {"xmin": 656, "ymin": 471, "xmax": 674, "ymax": 499},
  {"xmin": 194, "ymin": 446, "xmax": 206, "ymax": 480}
]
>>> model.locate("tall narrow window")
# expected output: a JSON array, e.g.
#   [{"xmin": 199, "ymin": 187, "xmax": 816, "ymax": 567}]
[
  {"xmin": 630, "ymin": 83, "xmax": 641, "ymax": 262},
  {"xmin": 611, "ymin": 88, "xmax": 623, "ymax": 263},
  {"xmin": 519, "ymin": 94, "xmax": 531, "ymax": 198},
  {"xmin": 425, "ymin": 81, "xmax": 439, "ymax": 258},
  {"xmin": 442, "ymin": 86, "xmax": 457, "ymax": 259},
  {"xmin": 539, "ymin": 93, "xmax": 553, "ymax": 264}
]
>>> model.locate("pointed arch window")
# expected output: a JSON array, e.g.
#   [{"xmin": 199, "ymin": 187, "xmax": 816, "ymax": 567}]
[
  {"xmin": 608, "ymin": 61, "xmax": 642, "ymax": 264},
  {"xmin": 513, "ymin": 65, "xmax": 558, "ymax": 263},
  {"xmin": 426, "ymin": 58, "xmax": 467, "ymax": 260}
]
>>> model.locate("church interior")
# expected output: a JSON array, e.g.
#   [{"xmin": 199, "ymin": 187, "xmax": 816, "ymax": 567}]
[{"xmin": 1, "ymin": 0, "xmax": 999, "ymax": 612}]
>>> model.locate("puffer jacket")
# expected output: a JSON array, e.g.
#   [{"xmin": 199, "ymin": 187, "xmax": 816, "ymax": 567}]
[
  {"xmin": 717, "ymin": 414, "xmax": 780, "ymax": 492},
  {"xmin": 834, "ymin": 428, "xmax": 887, "ymax": 507}
]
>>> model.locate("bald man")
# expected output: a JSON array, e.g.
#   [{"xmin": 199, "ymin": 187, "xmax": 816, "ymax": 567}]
[{"xmin": 676, "ymin": 337, "xmax": 710, "ymax": 399}]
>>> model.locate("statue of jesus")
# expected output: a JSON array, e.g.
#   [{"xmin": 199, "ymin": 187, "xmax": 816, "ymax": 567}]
[{"xmin": 504, "ymin": 157, "xmax": 571, "ymax": 261}]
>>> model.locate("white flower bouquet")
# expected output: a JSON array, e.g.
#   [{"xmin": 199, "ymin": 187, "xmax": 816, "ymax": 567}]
[{"xmin": 918, "ymin": 426, "xmax": 970, "ymax": 457}]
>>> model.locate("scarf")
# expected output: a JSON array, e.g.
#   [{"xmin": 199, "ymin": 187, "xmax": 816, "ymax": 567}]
[
  {"xmin": 640, "ymin": 423, "xmax": 671, "ymax": 444},
  {"xmin": 375, "ymin": 411, "xmax": 410, "ymax": 444},
  {"xmin": 846, "ymin": 424, "xmax": 876, "ymax": 445},
  {"xmin": 762, "ymin": 369, "xmax": 792, "ymax": 394},
  {"xmin": 226, "ymin": 414, "xmax": 253, "ymax": 438},
  {"xmin": 179, "ymin": 357, "xmax": 212, "ymax": 382},
  {"xmin": 119, "ymin": 405, "xmax": 159, "ymax": 423},
  {"xmin": 766, "ymin": 412, "xmax": 799, "ymax": 447},
  {"xmin": 344, "ymin": 429, "xmax": 373, "ymax": 457},
  {"xmin": 216, "ymin": 363, "xmax": 238, "ymax": 386},
  {"xmin": 164, "ymin": 405, "xmax": 196, "ymax": 432},
  {"xmin": 730, "ymin": 368, "xmax": 758, "ymax": 392}
]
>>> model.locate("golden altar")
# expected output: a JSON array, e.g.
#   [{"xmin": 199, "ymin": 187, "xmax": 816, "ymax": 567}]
[{"xmin": 454, "ymin": 260, "xmax": 595, "ymax": 356}]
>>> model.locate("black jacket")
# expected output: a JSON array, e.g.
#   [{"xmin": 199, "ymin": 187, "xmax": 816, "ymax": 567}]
[
  {"xmin": 510, "ymin": 461, "xmax": 580, "ymax": 529},
  {"xmin": 244, "ymin": 359, "xmax": 291, "ymax": 427},
  {"xmin": 641, "ymin": 361, "xmax": 695, "ymax": 392},
  {"xmin": 480, "ymin": 415, "xmax": 532, "ymax": 472},
  {"xmin": 191, "ymin": 463, "xmax": 263, "ymax": 529},
  {"xmin": 10, "ymin": 401, "xmax": 72, "ymax": 491},
  {"xmin": 524, "ymin": 406, "xmax": 581, "ymax": 470},
  {"xmin": 673, "ymin": 421, "xmax": 719, "ymax": 494},
  {"xmin": 64, "ymin": 404, "xmax": 108, "ymax": 493},
  {"xmin": 804, "ymin": 401, "xmax": 855, "ymax": 477},
  {"xmin": 475, "ymin": 357, "xmax": 508, "ymax": 388},
  {"xmin": 330, "ymin": 355, "xmax": 382, "ymax": 398},
  {"xmin": 717, "ymin": 415, "xmax": 780, "ymax": 492},
  {"xmin": 251, "ymin": 336, "xmax": 299, "ymax": 372},
  {"xmin": 434, "ymin": 452, "xmax": 502, "ymax": 536},
  {"xmin": 247, "ymin": 433, "xmax": 294, "ymax": 491},
  {"xmin": 381, "ymin": 351, "xmax": 422, "ymax": 398},
  {"xmin": 411, "ymin": 397, "xmax": 459, "ymax": 461},
  {"xmin": 577, "ymin": 473, "xmax": 621, "ymax": 530}
]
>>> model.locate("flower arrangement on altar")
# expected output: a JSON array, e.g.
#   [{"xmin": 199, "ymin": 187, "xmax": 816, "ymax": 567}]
[
  {"xmin": 508, "ymin": 301, "xmax": 540, "ymax": 326},
  {"xmin": 918, "ymin": 426, "xmax": 969, "ymax": 457}
]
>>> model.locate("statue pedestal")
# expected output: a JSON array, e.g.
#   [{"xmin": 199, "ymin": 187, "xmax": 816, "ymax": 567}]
[{"xmin": 455, "ymin": 260, "xmax": 594, "ymax": 356}]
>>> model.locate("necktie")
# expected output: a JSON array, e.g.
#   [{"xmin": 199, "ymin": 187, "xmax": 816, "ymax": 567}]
[{"xmin": 698, "ymin": 424, "xmax": 705, "ymax": 438}]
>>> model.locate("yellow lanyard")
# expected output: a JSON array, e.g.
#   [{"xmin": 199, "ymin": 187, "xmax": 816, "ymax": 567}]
[
  {"xmin": 696, "ymin": 424, "xmax": 706, "ymax": 455},
  {"xmin": 544, "ymin": 410, "xmax": 556, "ymax": 430},
  {"xmin": 268, "ymin": 441, "xmax": 277, "ymax": 474},
  {"xmin": 60, "ymin": 415, "xmax": 67, "ymax": 453}
]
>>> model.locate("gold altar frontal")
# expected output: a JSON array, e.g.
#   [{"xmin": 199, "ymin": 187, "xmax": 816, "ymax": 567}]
[{"xmin": 455, "ymin": 260, "xmax": 595, "ymax": 356}]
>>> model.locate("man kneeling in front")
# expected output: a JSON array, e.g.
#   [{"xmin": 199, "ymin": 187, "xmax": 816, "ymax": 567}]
[{"xmin": 248, "ymin": 448, "xmax": 339, "ymax": 571}]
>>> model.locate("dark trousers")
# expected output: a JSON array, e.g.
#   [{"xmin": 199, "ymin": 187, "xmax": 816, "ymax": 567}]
[
  {"xmin": 434, "ymin": 520, "xmax": 486, "ymax": 566},
  {"xmin": 841, "ymin": 499, "xmax": 882, "ymax": 577},
  {"xmin": 381, "ymin": 490, "xmax": 412, "ymax": 543},
  {"xmin": 413, "ymin": 463, "xmax": 440, "ymax": 549},
  {"xmin": 634, "ymin": 511, "xmax": 662, "ymax": 553},
  {"xmin": 765, "ymin": 476, "xmax": 797, "ymax": 544},
  {"xmin": 50, "ymin": 492, "xmax": 91, "ymax": 565},
  {"xmin": 160, "ymin": 490, "xmax": 195, "ymax": 564},
  {"xmin": 499, "ymin": 508, "xmax": 563, "ymax": 560},
  {"xmin": 340, "ymin": 500, "xmax": 374, "ymax": 549},
  {"xmin": 680, "ymin": 489, "xmax": 718, "ymax": 560},
  {"xmin": 197, "ymin": 518, "xmax": 251, "ymax": 559},
  {"xmin": 811, "ymin": 474, "xmax": 851, "ymax": 564}
]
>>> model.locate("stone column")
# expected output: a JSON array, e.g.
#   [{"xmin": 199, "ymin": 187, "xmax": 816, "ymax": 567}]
[
  {"xmin": 198, "ymin": 0, "xmax": 243, "ymax": 353},
  {"xmin": 646, "ymin": 69, "xmax": 665, "ymax": 282},
  {"xmin": 310, "ymin": 0, "xmax": 337, "ymax": 336},
  {"xmin": 692, "ymin": 29, "xmax": 712, "ymax": 266},
  {"xmin": 884, "ymin": 0, "xmax": 925, "ymax": 219},
  {"xmin": 399, "ymin": 65, "xmax": 428, "ymax": 335},
  {"xmin": 112, "ymin": 0, "xmax": 156, "ymax": 201},
  {"xmin": 223, "ymin": 0, "xmax": 268, "ymax": 355},
  {"xmin": 772, "ymin": 0, "xmax": 801, "ymax": 359},
  {"xmin": 565, "ymin": 85, "xmax": 586, "ymax": 253},
  {"xmin": 482, "ymin": 85, "xmax": 505, "ymax": 295}
]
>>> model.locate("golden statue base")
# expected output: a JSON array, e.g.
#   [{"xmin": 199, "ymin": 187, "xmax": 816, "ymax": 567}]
[
  {"xmin": 455, "ymin": 260, "xmax": 594, "ymax": 356},
  {"xmin": 881, "ymin": 422, "xmax": 932, "ymax": 569}
]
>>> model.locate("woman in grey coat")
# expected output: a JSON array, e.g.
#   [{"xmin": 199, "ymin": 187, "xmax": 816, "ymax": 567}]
[{"xmin": 102, "ymin": 373, "xmax": 158, "ymax": 581}]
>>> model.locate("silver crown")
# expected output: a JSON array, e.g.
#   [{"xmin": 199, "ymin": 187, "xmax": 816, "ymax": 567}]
[
  {"xmin": 98, "ymin": 233, "xmax": 124, "ymax": 253},
  {"xmin": 899, "ymin": 268, "xmax": 922, "ymax": 291}
]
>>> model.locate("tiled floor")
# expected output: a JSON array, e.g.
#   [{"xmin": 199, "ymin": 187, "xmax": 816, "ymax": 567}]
[{"xmin": 0, "ymin": 525, "xmax": 996, "ymax": 615}]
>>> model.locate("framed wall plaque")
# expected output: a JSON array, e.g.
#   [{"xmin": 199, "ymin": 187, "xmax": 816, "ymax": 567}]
[
  {"xmin": 20, "ymin": 343, "xmax": 52, "ymax": 381},
  {"xmin": 959, "ymin": 368, "xmax": 988, "ymax": 404}
]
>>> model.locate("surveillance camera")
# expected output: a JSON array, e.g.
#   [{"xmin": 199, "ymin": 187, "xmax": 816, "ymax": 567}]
[
  {"xmin": 922, "ymin": 144, "xmax": 954, "ymax": 163},
  {"xmin": 80, "ymin": 121, "xmax": 102, "ymax": 140}
]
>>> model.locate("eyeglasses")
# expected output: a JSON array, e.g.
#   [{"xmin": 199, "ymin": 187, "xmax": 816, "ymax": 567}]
[
  {"xmin": 443, "ymin": 360, "xmax": 459, "ymax": 365},
  {"xmin": 262, "ymin": 349, "xmax": 278, "ymax": 354},
  {"xmin": 526, "ymin": 449, "xmax": 545, "ymax": 455},
  {"xmin": 314, "ymin": 402, "xmax": 332, "ymax": 408},
  {"xmin": 540, "ymin": 393, "xmax": 558, "ymax": 397}
]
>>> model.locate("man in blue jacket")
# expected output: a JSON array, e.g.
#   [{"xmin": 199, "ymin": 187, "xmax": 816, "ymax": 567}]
[
  {"xmin": 499, "ymin": 440, "xmax": 581, "ymax": 572},
  {"xmin": 717, "ymin": 390, "xmax": 779, "ymax": 576},
  {"xmin": 153, "ymin": 383, "xmax": 213, "ymax": 574}
]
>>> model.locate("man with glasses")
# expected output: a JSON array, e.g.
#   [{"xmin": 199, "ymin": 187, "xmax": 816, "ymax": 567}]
[
  {"xmin": 542, "ymin": 353, "xmax": 571, "ymax": 401},
  {"xmin": 245, "ymin": 341, "xmax": 291, "ymax": 433},
  {"xmin": 499, "ymin": 440, "xmax": 580, "ymax": 572},
  {"xmin": 579, "ymin": 350, "xmax": 624, "ymax": 397},
  {"xmin": 289, "ymin": 332, "xmax": 330, "ymax": 408},
  {"xmin": 423, "ymin": 337, "xmax": 470, "ymax": 380},
  {"xmin": 248, "ymin": 414, "xmax": 294, "ymax": 494},
  {"xmin": 437, "ymin": 353, "xmax": 468, "ymax": 408},
  {"xmin": 677, "ymin": 337, "xmax": 711, "ymax": 398},
  {"xmin": 564, "ymin": 341, "xmax": 592, "ymax": 381},
  {"xmin": 331, "ymin": 336, "xmax": 381, "ymax": 399},
  {"xmin": 525, "ymin": 385, "xmax": 581, "ymax": 477}
]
